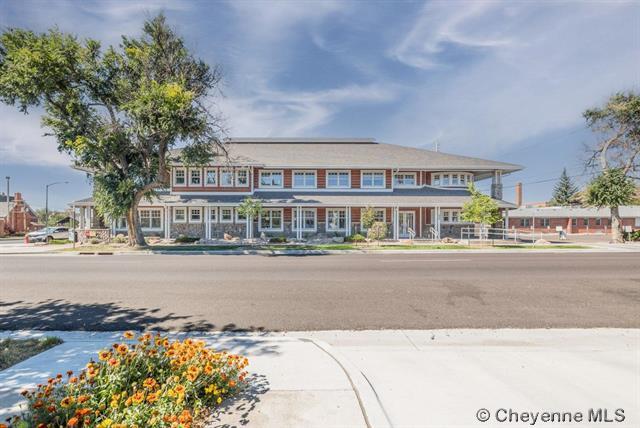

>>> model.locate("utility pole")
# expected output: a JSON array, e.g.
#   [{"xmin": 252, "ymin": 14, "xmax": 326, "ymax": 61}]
[
  {"xmin": 5, "ymin": 177, "xmax": 9, "ymax": 228},
  {"xmin": 45, "ymin": 181, "xmax": 69, "ymax": 228}
]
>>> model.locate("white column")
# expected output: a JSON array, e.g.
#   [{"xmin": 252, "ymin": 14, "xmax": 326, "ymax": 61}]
[
  {"xmin": 165, "ymin": 207, "xmax": 170, "ymax": 239},
  {"xmin": 393, "ymin": 207, "xmax": 398, "ymax": 240},
  {"xmin": 345, "ymin": 206, "xmax": 351, "ymax": 236},
  {"xmin": 246, "ymin": 215, "xmax": 251, "ymax": 239},
  {"xmin": 296, "ymin": 206, "xmax": 302, "ymax": 240},
  {"xmin": 504, "ymin": 209, "xmax": 509, "ymax": 229},
  {"xmin": 204, "ymin": 206, "xmax": 210, "ymax": 240}
]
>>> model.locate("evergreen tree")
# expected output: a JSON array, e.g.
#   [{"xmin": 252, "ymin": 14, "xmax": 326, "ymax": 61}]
[{"xmin": 549, "ymin": 168, "xmax": 579, "ymax": 206}]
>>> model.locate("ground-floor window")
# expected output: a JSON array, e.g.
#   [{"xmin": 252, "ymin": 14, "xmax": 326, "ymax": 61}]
[
  {"xmin": 441, "ymin": 209, "xmax": 462, "ymax": 223},
  {"xmin": 174, "ymin": 207, "xmax": 186, "ymax": 223},
  {"xmin": 236, "ymin": 209, "xmax": 247, "ymax": 223},
  {"xmin": 259, "ymin": 209, "xmax": 283, "ymax": 231},
  {"xmin": 327, "ymin": 209, "xmax": 347, "ymax": 231},
  {"xmin": 541, "ymin": 218, "xmax": 550, "ymax": 227},
  {"xmin": 520, "ymin": 218, "xmax": 531, "ymax": 227},
  {"xmin": 209, "ymin": 207, "xmax": 218, "ymax": 222},
  {"xmin": 139, "ymin": 209, "xmax": 162, "ymax": 229},
  {"xmin": 361, "ymin": 208, "xmax": 385, "ymax": 230},
  {"xmin": 115, "ymin": 217, "xmax": 127, "ymax": 229},
  {"xmin": 189, "ymin": 208, "xmax": 202, "ymax": 223},
  {"xmin": 220, "ymin": 207, "xmax": 234, "ymax": 223},
  {"xmin": 571, "ymin": 218, "xmax": 577, "ymax": 226},
  {"xmin": 293, "ymin": 209, "xmax": 316, "ymax": 231},
  {"xmin": 595, "ymin": 218, "xmax": 601, "ymax": 226}
]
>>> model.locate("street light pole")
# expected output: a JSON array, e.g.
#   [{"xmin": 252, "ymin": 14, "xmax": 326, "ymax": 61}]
[
  {"xmin": 4, "ymin": 177, "xmax": 9, "ymax": 225},
  {"xmin": 45, "ymin": 181, "xmax": 69, "ymax": 228}
]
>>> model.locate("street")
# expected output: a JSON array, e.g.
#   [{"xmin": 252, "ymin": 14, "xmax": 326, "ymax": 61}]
[{"xmin": 1, "ymin": 252, "xmax": 639, "ymax": 331}]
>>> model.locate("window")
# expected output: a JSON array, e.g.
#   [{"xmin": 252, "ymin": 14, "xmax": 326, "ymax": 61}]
[
  {"xmin": 190, "ymin": 169, "xmax": 201, "ymax": 186},
  {"xmin": 635, "ymin": 218, "xmax": 640, "ymax": 227},
  {"xmin": 394, "ymin": 173, "xmax": 416, "ymax": 187},
  {"xmin": 520, "ymin": 218, "xmax": 531, "ymax": 227},
  {"xmin": 327, "ymin": 171, "xmax": 350, "ymax": 188},
  {"xmin": 460, "ymin": 174, "xmax": 467, "ymax": 186},
  {"xmin": 174, "ymin": 168, "xmax": 186, "ymax": 186},
  {"xmin": 259, "ymin": 209, "xmax": 283, "ymax": 231},
  {"xmin": 432, "ymin": 173, "xmax": 472, "ymax": 187},
  {"xmin": 260, "ymin": 171, "xmax": 283, "ymax": 188},
  {"xmin": 327, "ymin": 209, "xmax": 347, "ymax": 231},
  {"xmin": 236, "ymin": 209, "xmax": 247, "ymax": 223},
  {"xmin": 441, "ymin": 209, "xmax": 463, "ymax": 223},
  {"xmin": 361, "ymin": 171, "xmax": 385, "ymax": 188},
  {"xmin": 583, "ymin": 218, "xmax": 589, "ymax": 226},
  {"xmin": 571, "ymin": 218, "xmax": 577, "ymax": 226},
  {"xmin": 220, "ymin": 208, "xmax": 233, "ymax": 223},
  {"xmin": 442, "ymin": 210, "xmax": 450, "ymax": 222},
  {"xmin": 174, "ymin": 208, "xmax": 186, "ymax": 223},
  {"xmin": 139, "ymin": 209, "xmax": 161, "ymax": 229},
  {"xmin": 451, "ymin": 211, "xmax": 459, "ymax": 223},
  {"xmin": 220, "ymin": 169, "xmax": 234, "ymax": 187},
  {"xmin": 209, "ymin": 207, "xmax": 218, "ymax": 222},
  {"xmin": 432, "ymin": 174, "xmax": 441, "ymax": 186},
  {"xmin": 293, "ymin": 208, "xmax": 316, "ymax": 231},
  {"xmin": 189, "ymin": 208, "xmax": 202, "ymax": 223},
  {"xmin": 541, "ymin": 218, "xmax": 550, "ymax": 227},
  {"xmin": 236, "ymin": 169, "xmax": 249, "ymax": 187},
  {"xmin": 452, "ymin": 174, "xmax": 459, "ymax": 186},
  {"xmin": 115, "ymin": 217, "xmax": 127, "ymax": 229},
  {"xmin": 442, "ymin": 174, "xmax": 450, "ymax": 186},
  {"xmin": 205, "ymin": 169, "xmax": 217, "ymax": 186},
  {"xmin": 293, "ymin": 171, "xmax": 316, "ymax": 188},
  {"xmin": 595, "ymin": 218, "xmax": 601, "ymax": 226}
]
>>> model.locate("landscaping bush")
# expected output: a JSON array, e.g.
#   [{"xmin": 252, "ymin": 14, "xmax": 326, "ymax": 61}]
[
  {"xmin": 268, "ymin": 236, "xmax": 287, "ymax": 243},
  {"xmin": 174, "ymin": 235, "xmax": 200, "ymax": 244},
  {"xmin": 345, "ymin": 233, "xmax": 366, "ymax": 243},
  {"xmin": 367, "ymin": 221, "xmax": 388, "ymax": 243},
  {"xmin": 625, "ymin": 230, "xmax": 640, "ymax": 241},
  {"xmin": 112, "ymin": 234, "xmax": 127, "ymax": 244},
  {"xmin": 88, "ymin": 238, "xmax": 101, "ymax": 245},
  {"xmin": 7, "ymin": 332, "xmax": 248, "ymax": 428}
]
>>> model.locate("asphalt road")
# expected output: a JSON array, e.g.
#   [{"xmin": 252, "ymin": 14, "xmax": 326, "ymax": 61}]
[{"xmin": 1, "ymin": 252, "xmax": 639, "ymax": 331}]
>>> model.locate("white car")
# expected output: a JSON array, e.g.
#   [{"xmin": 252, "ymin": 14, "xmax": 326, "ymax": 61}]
[{"xmin": 26, "ymin": 227, "xmax": 69, "ymax": 243}]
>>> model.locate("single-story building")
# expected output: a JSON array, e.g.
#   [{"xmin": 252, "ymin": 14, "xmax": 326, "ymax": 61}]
[{"xmin": 507, "ymin": 206, "xmax": 640, "ymax": 234}]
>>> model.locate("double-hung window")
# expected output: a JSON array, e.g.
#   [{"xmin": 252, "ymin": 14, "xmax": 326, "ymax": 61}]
[
  {"xmin": 595, "ymin": 218, "xmax": 602, "ymax": 226},
  {"xmin": 236, "ymin": 209, "xmax": 247, "ymax": 223},
  {"xmin": 432, "ymin": 174, "xmax": 441, "ymax": 186},
  {"xmin": 209, "ymin": 207, "xmax": 218, "ymax": 223},
  {"xmin": 189, "ymin": 208, "xmax": 202, "ymax": 223},
  {"xmin": 361, "ymin": 171, "xmax": 385, "ymax": 188},
  {"xmin": 220, "ymin": 169, "xmax": 234, "ymax": 187},
  {"xmin": 174, "ymin": 208, "xmax": 186, "ymax": 223},
  {"xmin": 259, "ymin": 209, "xmax": 283, "ymax": 231},
  {"xmin": 190, "ymin": 169, "xmax": 201, "ymax": 186},
  {"xmin": 293, "ymin": 171, "xmax": 316, "ymax": 188},
  {"xmin": 571, "ymin": 218, "xmax": 577, "ymax": 226},
  {"xmin": 236, "ymin": 169, "xmax": 249, "ymax": 187},
  {"xmin": 583, "ymin": 218, "xmax": 589, "ymax": 226},
  {"xmin": 327, "ymin": 209, "xmax": 347, "ymax": 231},
  {"xmin": 174, "ymin": 168, "xmax": 186, "ymax": 186},
  {"xmin": 327, "ymin": 171, "xmax": 350, "ymax": 188},
  {"xmin": 541, "ymin": 218, "xmax": 550, "ymax": 227},
  {"xmin": 520, "ymin": 218, "xmax": 531, "ymax": 227},
  {"xmin": 139, "ymin": 209, "xmax": 162, "ymax": 229},
  {"xmin": 442, "ymin": 210, "xmax": 450, "ymax": 222},
  {"xmin": 205, "ymin": 168, "xmax": 217, "ymax": 186},
  {"xmin": 432, "ymin": 173, "xmax": 472, "ymax": 187},
  {"xmin": 293, "ymin": 209, "xmax": 316, "ymax": 231},
  {"xmin": 394, "ymin": 173, "xmax": 416, "ymax": 187},
  {"xmin": 220, "ymin": 208, "xmax": 233, "ymax": 223},
  {"xmin": 260, "ymin": 171, "xmax": 283, "ymax": 188}
]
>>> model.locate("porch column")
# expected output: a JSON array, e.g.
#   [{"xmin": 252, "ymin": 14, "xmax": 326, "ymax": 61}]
[
  {"xmin": 504, "ymin": 209, "xmax": 509, "ymax": 229},
  {"xmin": 419, "ymin": 207, "xmax": 423, "ymax": 238},
  {"xmin": 346, "ymin": 206, "xmax": 351, "ymax": 236},
  {"xmin": 246, "ymin": 215, "xmax": 251, "ymax": 239},
  {"xmin": 393, "ymin": 206, "xmax": 399, "ymax": 240},
  {"xmin": 435, "ymin": 206, "xmax": 441, "ymax": 238},
  {"xmin": 205, "ymin": 206, "xmax": 210, "ymax": 240},
  {"xmin": 165, "ymin": 206, "xmax": 170, "ymax": 239},
  {"xmin": 297, "ymin": 206, "xmax": 303, "ymax": 240},
  {"xmin": 79, "ymin": 207, "xmax": 86, "ymax": 229}
]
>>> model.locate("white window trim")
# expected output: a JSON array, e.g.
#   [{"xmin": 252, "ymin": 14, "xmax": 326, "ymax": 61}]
[
  {"xmin": 361, "ymin": 170, "xmax": 386, "ymax": 189},
  {"xmin": 441, "ymin": 209, "xmax": 463, "ymax": 224},
  {"xmin": 326, "ymin": 170, "xmax": 351, "ymax": 189},
  {"xmin": 219, "ymin": 207, "xmax": 234, "ymax": 224},
  {"xmin": 173, "ymin": 207, "xmax": 187, "ymax": 223},
  {"xmin": 219, "ymin": 169, "xmax": 235, "ymax": 188},
  {"xmin": 394, "ymin": 172, "xmax": 418, "ymax": 188},
  {"xmin": 432, "ymin": 172, "xmax": 473, "ymax": 188},
  {"xmin": 204, "ymin": 168, "xmax": 218, "ymax": 187},
  {"xmin": 259, "ymin": 170, "xmax": 284, "ymax": 189},
  {"xmin": 235, "ymin": 169, "xmax": 250, "ymax": 187},
  {"xmin": 326, "ymin": 208, "xmax": 347, "ymax": 232},
  {"xmin": 138, "ymin": 208, "xmax": 163, "ymax": 231},
  {"xmin": 293, "ymin": 208, "xmax": 317, "ymax": 232},
  {"xmin": 258, "ymin": 208, "xmax": 284, "ymax": 231},
  {"xmin": 236, "ymin": 208, "xmax": 248, "ymax": 223},
  {"xmin": 188, "ymin": 168, "xmax": 202, "ymax": 187},
  {"xmin": 209, "ymin": 207, "xmax": 218, "ymax": 223},
  {"xmin": 189, "ymin": 207, "xmax": 203, "ymax": 223},
  {"xmin": 292, "ymin": 170, "xmax": 317, "ymax": 189},
  {"xmin": 173, "ymin": 167, "xmax": 187, "ymax": 187}
]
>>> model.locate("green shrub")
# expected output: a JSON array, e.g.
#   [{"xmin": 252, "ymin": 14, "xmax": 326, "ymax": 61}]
[
  {"xmin": 89, "ymin": 238, "xmax": 101, "ymax": 245},
  {"xmin": 175, "ymin": 235, "xmax": 200, "ymax": 244},
  {"xmin": 367, "ymin": 222, "xmax": 388, "ymax": 242},
  {"xmin": 625, "ymin": 230, "xmax": 640, "ymax": 241},
  {"xmin": 112, "ymin": 234, "xmax": 127, "ymax": 244},
  {"xmin": 269, "ymin": 236, "xmax": 287, "ymax": 243},
  {"xmin": 345, "ymin": 233, "xmax": 366, "ymax": 243},
  {"xmin": 9, "ymin": 332, "xmax": 248, "ymax": 428}
]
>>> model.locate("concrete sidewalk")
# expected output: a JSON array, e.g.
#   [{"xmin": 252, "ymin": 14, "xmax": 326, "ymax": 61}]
[{"xmin": 1, "ymin": 329, "xmax": 638, "ymax": 427}]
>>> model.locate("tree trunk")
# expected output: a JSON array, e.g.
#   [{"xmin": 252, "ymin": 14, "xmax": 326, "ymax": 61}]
[
  {"xmin": 610, "ymin": 205, "xmax": 624, "ymax": 243},
  {"xmin": 126, "ymin": 204, "xmax": 146, "ymax": 247}
]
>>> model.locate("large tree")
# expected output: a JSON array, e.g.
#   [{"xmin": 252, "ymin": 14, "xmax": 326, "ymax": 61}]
[
  {"xmin": 461, "ymin": 184, "xmax": 502, "ymax": 227},
  {"xmin": 0, "ymin": 15, "xmax": 224, "ymax": 246},
  {"xmin": 584, "ymin": 91, "xmax": 640, "ymax": 242},
  {"xmin": 549, "ymin": 168, "xmax": 579, "ymax": 206}
]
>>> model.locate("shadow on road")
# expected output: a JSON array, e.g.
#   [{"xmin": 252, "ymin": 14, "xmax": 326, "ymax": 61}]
[{"xmin": 0, "ymin": 299, "xmax": 267, "ymax": 333}]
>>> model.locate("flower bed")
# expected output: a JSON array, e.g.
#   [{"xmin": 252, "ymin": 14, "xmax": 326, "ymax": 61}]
[{"xmin": 4, "ymin": 332, "xmax": 248, "ymax": 428}]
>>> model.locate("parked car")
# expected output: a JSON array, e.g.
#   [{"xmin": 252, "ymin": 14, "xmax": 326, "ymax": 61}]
[{"xmin": 26, "ymin": 227, "xmax": 69, "ymax": 243}]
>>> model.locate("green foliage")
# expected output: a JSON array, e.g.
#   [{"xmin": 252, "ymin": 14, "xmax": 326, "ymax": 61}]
[
  {"xmin": 461, "ymin": 184, "xmax": 502, "ymax": 225},
  {"xmin": 174, "ymin": 234, "xmax": 200, "ymax": 244},
  {"xmin": 269, "ymin": 236, "xmax": 287, "ymax": 243},
  {"xmin": 35, "ymin": 209, "xmax": 68, "ymax": 225},
  {"xmin": 236, "ymin": 197, "xmax": 263, "ymax": 219},
  {"xmin": 345, "ymin": 233, "xmax": 366, "ymax": 243},
  {"xmin": 549, "ymin": 168, "xmax": 579, "ymax": 206},
  {"xmin": 586, "ymin": 168, "xmax": 636, "ymax": 208},
  {"xmin": 360, "ymin": 207, "xmax": 377, "ymax": 230},
  {"xmin": 367, "ymin": 221, "xmax": 388, "ymax": 242},
  {"xmin": 0, "ymin": 15, "xmax": 223, "ymax": 245},
  {"xmin": 625, "ymin": 230, "xmax": 640, "ymax": 241}
]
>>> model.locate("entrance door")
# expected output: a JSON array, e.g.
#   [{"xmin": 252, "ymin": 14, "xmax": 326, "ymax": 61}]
[{"xmin": 399, "ymin": 211, "xmax": 415, "ymax": 238}]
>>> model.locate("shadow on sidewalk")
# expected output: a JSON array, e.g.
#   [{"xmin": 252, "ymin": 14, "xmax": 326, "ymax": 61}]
[
  {"xmin": 207, "ymin": 373, "xmax": 270, "ymax": 428},
  {"xmin": 0, "ymin": 299, "xmax": 267, "ymax": 333}
]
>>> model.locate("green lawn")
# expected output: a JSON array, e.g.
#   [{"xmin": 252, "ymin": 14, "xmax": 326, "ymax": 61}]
[{"xmin": 0, "ymin": 337, "xmax": 63, "ymax": 370}]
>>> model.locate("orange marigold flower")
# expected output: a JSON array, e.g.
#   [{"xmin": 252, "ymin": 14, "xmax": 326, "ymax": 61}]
[
  {"xmin": 123, "ymin": 331, "xmax": 135, "ymax": 339},
  {"xmin": 75, "ymin": 408, "xmax": 91, "ymax": 417},
  {"xmin": 60, "ymin": 396, "xmax": 74, "ymax": 407},
  {"xmin": 131, "ymin": 391, "xmax": 145, "ymax": 405},
  {"xmin": 108, "ymin": 358, "xmax": 120, "ymax": 367},
  {"xmin": 67, "ymin": 370, "xmax": 74, "ymax": 376},
  {"xmin": 228, "ymin": 380, "xmax": 236, "ymax": 388},
  {"xmin": 143, "ymin": 378, "xmax": 157, "ymax": 389},
  {"xmin": 47, "ymin": 405, "xmax": 56, "ymax": 412},
  {"xmin": 77, "ymin": 395, "xmax": 90, "ymax": 403},
  {"xmin": 174, "ymin": 384, "xmax": 185, "ymax": 394},
  {"xmin": 33, "ymin": 400, "xmax": 44, "ymax": 409},
  {"xmin": 69, "ymin": 376, "xmax": 78, "ymax": 383},
  {"xmin": 98, "ymin": 350, "xmax": 112, "ymax": 361},
  {"xmin": 116, "ymin": 344, "xmax": 128, "ymax": 355},
  {"xmin": 146, "ymin": 392, "xmax": 159, "ymax": 403},
  {"xmin": 67, "ymin": 416, "xmax": 79, "ymax": 427}
]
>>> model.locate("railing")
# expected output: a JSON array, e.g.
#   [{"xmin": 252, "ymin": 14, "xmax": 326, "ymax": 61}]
[
  {"xmin": 460, "ymin": 226, "xmax": 544, "ymax": 244},
  {"xmin": 428, "ymin": 226, "xmax": 440, "ymax": 241}
]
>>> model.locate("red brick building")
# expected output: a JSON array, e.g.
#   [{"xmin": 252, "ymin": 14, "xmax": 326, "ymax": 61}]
[
  {"xmin": 0, "ymin": 192, "xmax": 38, "ymax": 236},
  {"xmin": 507, "ymin": 206, "xmax": 640, "ymax": 234}
]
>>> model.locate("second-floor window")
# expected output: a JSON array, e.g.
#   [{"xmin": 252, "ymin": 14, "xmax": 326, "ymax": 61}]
[
  {"xmin": 190, "ymin": 169, "xmax": 201, "ymax": 186},
  {"xmin": 293, "ymin": 171, "xmax": 316, "ymax": 188},
  {"xmin": 260, "ymin": 171, "xmax": 283, "ymax": 188},
  {"xmin": 327, "ymin": 171, "xmax": 350, "ymax": 188},
  {"xmin": 394, "ymin": 173, "xmax": 416, "ymax": 187},
  {"xmin": 432, "ymin": 173, "xmax": 473, "ymax": 187},
  {"xmin": 236, "ymin": 169, "xmax": 249, "ymax": 187},
  {"xmin": 205, "ymin": 169, "xmax": 217, "ymax": 186},
  {"xmin": 220, "ymin": 169, "xmax": 234, "ymax": 187},
  {"xmin": 361, "ymin": 171, "xmax": 385, "ymax": 188},
  {"xmin": 174, "ymin": 168, "xmax": 186, "ymax": 186}
]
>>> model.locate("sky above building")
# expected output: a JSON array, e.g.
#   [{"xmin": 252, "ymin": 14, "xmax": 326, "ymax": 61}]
[{"xmin": 0, "ymin": 0, "xmax": 638, "ymax": 210}]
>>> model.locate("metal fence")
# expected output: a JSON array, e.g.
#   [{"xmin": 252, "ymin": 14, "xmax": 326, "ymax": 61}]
[{"xmin": 460, "ymin": 226, "xmax": 545, "ymax": 244}]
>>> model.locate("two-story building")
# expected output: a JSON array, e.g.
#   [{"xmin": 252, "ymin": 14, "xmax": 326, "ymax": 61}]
[{"xmin": 71, "ymin": 138, "xmax": 522, "ymax": 240}]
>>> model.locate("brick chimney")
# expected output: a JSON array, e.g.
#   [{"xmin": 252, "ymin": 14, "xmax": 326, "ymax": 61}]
[
  {"xmin": 515, "ymin": 182, "xmax": 523, "ymax": 207},
  {"xmin": 14, "ymin": 192, "xmax": 22, "ymax": 202}
]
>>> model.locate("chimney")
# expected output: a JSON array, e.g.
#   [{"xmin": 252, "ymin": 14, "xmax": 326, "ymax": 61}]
[
  {"xmin": 14, "ymin": 192, "xmax": 22, "ymax": 202},
  {"xmin": 515, "ymin": 182, "xmax": 523, "ymax": 207}
]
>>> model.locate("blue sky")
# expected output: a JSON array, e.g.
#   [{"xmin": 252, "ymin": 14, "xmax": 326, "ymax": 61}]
[{"xmin": 0, "ymin": 0, "xmax": 638, "ymax": 210}]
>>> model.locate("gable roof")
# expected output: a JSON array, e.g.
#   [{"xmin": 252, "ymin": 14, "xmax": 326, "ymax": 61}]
[{"xmin": 170, "ymin": 139, "xmax": 522, "ymax": 178}]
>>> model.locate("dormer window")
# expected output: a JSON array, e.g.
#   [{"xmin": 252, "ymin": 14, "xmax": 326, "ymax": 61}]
[
  {"xmin": 432, "ymin": 173, "xmax": 473, "ymax": 187},
  {"xmin": 394, "ymin": 173, "xmax": 416, "ymax": 187}
]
